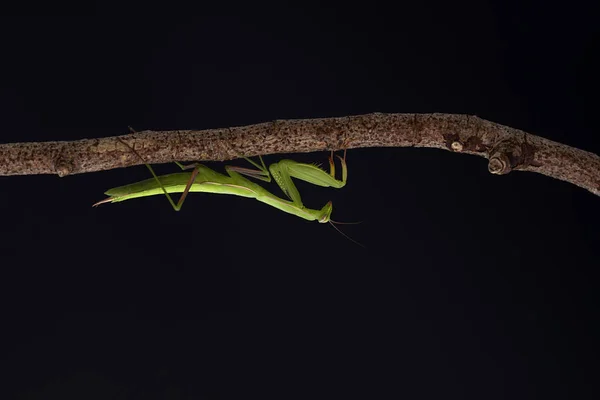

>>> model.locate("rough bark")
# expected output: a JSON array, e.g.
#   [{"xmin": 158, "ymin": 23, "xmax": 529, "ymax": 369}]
[{"xmin": 1, "ymin": 113, "xmax": 598, "ymax": 196}]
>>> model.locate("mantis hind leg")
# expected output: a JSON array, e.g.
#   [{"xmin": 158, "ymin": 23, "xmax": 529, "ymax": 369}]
[
  {"xmin": 116, "ymin": 137, "xmax": 200, "ymax": 211},
  {"xmin": 124, "ymin": 127, "xmax": 200, "ymax": 211}
]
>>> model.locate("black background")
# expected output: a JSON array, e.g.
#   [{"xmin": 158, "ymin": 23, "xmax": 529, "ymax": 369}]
[{"xmin": 1, "ymin": 6, "xmax": 598, "ymax": 399}]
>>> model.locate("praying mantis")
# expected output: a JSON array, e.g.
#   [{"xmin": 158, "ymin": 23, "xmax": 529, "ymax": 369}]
[{"xmin": 93, "ymin": 138, "xmax": 349, "ymax": 225}]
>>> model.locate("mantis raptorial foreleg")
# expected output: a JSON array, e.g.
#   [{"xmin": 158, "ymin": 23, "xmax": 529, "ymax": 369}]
[{"xmin": 269, "ymin": 150, "xmax": 347, "ymax": 206}]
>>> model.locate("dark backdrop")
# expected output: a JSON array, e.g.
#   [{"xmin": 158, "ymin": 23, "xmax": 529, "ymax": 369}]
[{"xmin": 1, "ymin": 6, "xmax": 598, "ymax": 399}]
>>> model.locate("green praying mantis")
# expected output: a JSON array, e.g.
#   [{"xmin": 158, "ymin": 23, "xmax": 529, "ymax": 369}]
[{"xmin": 93, "ymin": 138, "xmax": 353, "ymax": 228}]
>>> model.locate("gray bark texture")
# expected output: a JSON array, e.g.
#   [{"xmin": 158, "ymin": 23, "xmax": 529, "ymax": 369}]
[{"xmin": 1, "ymin": 113, "xmax": 598, "ymax": 196}]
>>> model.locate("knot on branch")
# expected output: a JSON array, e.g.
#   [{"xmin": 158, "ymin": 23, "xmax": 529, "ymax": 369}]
[
  {"xmin": 443, "ymin": 133, "xmax": 488, "ymax": 153},
  {"xmin": 54, "ymin": 151, "xmax": 75, "ymax": 177},
  {"xmin": 487, "ymin": 136, "xmax": 540, "ymax": 175},
  {"xmin": 451, "ymin": 141, "xmax": 463, "ymax": 152}
]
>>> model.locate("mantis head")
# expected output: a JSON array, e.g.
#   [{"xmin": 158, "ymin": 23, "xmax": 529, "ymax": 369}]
[{"xmin": 317, "ymin": 201, "xmax": 334, "ymax": 223}]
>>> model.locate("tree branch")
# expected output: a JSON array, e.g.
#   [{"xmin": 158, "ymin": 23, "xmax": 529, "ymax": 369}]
[{"xmin": 1, "ymin": 113, "xmax": 598, "ymax": 196}]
